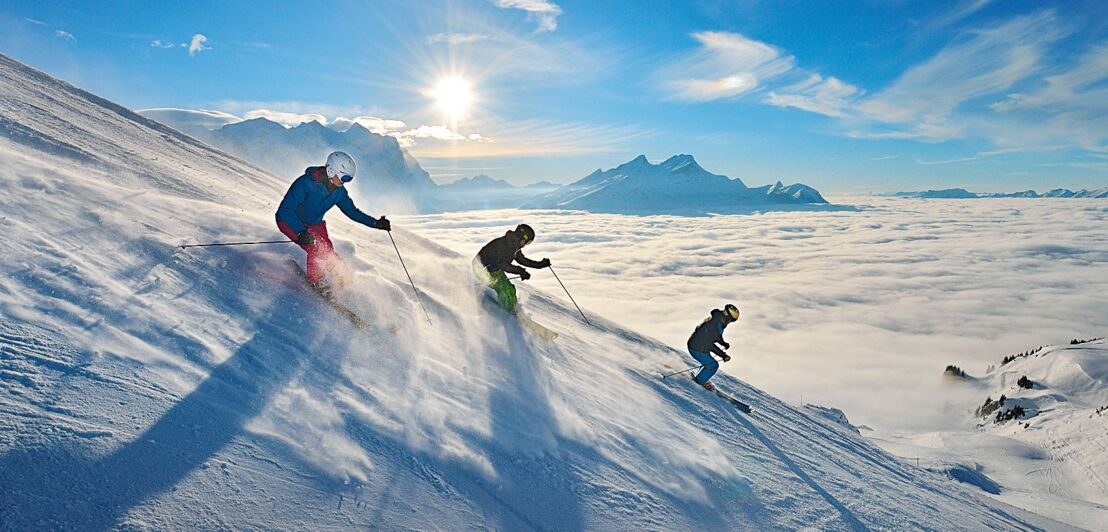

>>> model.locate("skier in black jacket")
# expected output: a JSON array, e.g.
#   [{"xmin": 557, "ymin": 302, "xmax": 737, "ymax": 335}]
[
  {"xmin": 472, "ymin": 224, "xmax": 550, "ymax": 312},
  {"xmin": 687, "ymin": 304, "xmax": 740, "ymax": 391}
]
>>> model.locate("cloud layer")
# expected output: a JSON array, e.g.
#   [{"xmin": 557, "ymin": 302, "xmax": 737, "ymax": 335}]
[{"xmin": 397, "ymin": 198, "xmax": 1108, "ymax": 432}]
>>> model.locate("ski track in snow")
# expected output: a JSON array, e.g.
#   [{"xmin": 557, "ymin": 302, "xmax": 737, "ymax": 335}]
[{"xmin": 0, "ymin": 53, "xmax": 1083, "ymax": 530}]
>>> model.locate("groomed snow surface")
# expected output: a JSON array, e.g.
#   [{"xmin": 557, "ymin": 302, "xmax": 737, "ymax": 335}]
[
  {"xmin": 871, "ymin": 340, "xmax": 1108, "ymax": 531},
  {"xmin": 0, "ymin": 54, "xmax": 1079, "ymax": 530}
]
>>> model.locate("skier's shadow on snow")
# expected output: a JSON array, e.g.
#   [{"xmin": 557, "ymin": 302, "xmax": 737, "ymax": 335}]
[
  {"xmin": 0, "ymin": 269, "xmax": 351, "ymax": 530},
  {"xmin": 475, "ymin": 313, "xmax": 589, "ymax": 530},
  {"xmin": 732, "ymin": 412, "xmax": 869, "ymax": 531}
]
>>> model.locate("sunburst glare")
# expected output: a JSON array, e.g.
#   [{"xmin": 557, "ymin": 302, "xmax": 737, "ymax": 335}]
[{"xmin": 430, "ymin": 77, "xmax": 473, "ymax": 120}]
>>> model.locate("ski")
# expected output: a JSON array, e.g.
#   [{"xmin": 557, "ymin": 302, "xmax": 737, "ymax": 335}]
[
  {"xmin": 713, "ymin": 388, "xmax": 753, "ymax": 414},
  {"xmin": 657, "ymin": 363, "xmax": 752, "ymax": 413},
  {"xmin": 481, "ymin": 293, "xmax": 558, "ymax": 341},
  {"xmin": 287, "ymin": 260, "xmax": 369, "ymax": 330}
]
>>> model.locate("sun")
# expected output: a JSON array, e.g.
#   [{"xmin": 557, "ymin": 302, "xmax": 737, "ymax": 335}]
[{"xmin": 431, "ymin": 77, "xmax": 473, "ymax": 118}]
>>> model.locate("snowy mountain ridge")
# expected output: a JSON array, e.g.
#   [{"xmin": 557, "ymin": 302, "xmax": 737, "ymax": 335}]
[
  {"xmin": 524, "ymin": 154, "xmax": 829, "ymax": 214},
  {"xmin": 432, "ymin": 174, "xmax": 559, "ymax": 212},
  {"xmin": 0, "ymin": 53, "xmax": 1073, "ymax": 530},
  {"xmin": 139, "ymin": 111, "xmax": 439, "ymax": 214},
  {"xmin": 886, "ymin": 187, "xmax": 1108, "ymax": 199}
]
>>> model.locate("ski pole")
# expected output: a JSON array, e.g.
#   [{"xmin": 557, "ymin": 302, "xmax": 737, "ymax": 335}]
[
  {"xmin": 178, "ymin": 239, "xmax": 296, "ymax": 249},
  {"xmin": 548, "ymin": 265, "xmax": 591, "ymax": 325},
  {"xmin": 661, "ymin": 364, "xmax": 704, "ymax": 379},
  {"xmin": 388, "ymin": 231, "xmax": 432, "ymax": 325}
]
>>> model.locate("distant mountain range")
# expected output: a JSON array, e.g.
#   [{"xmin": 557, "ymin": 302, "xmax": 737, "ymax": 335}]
[
  {"xmin": 885, "ymin": 187, "xmax": 1108, "ymax": 199},
  {"xmin": 523, "ymin": 154, "xmax": 828, "ymax": 214},
  {"xmin": 141, "ymin": 113, "xmax": 829, "ymax": 215},
  {"xmin": 433, "ymin": 175, "xmax": 559, "ymax": 211},
  {"xmin": 141, "ymin": 114, "xmax": 439, "ymax": 214}
]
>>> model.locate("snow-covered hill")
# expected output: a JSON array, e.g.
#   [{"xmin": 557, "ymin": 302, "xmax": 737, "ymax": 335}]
[
  {"xmin": 0, "ymin": 53, "xmax": 1073, "ymax": 530},
  {"xmin": 140, "ymin": 112, "xmax": 438, "ymax": 214},
  {"xmin": 523, "ymin": 154, "xmax": 829, "ymax": 214},
  {"xmin": 870, "ymin": 339, "xmax": 1108, "ymax": 530}
]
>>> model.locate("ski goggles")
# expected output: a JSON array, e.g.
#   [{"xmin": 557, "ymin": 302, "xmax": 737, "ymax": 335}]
[
  {"xmin": 340, "ymin": 173, "xmax": 354, "ymax": 183},
  {"xmin": 520, "ymin": 234, "xmax": 532, "ymax": 245},
  {"xmin": 725, "ymin": 305, "xmax": 740, "ymax": 320}
]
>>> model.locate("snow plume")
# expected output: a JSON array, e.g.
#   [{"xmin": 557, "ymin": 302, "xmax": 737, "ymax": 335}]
[
  {"xmin": 329, "ymin": 116, "xmax": 408, "ymax": 134},
  {"xmin": 242, "ymin": 108, "xmax": 327, "ymax": 127},
  {"xmin": 137, "ymin": 108, "xmax": 242, "ymax": 130},
  {"xmin": 188, "ymin": 34, "xmax": 210, "ymax": 56}
]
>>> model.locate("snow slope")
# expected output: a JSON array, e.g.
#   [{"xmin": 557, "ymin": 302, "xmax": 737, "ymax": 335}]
[
  {"xmin": 523, "ymin": 154, "xmax": 830, "ymax": 214},
  {"xmin": 0, "ymin": 54, "xmax": 1073, "ymax": 530},
  {"xmin": 870, "ymin": 340, "xmax": 1108, "ymax": 530}
]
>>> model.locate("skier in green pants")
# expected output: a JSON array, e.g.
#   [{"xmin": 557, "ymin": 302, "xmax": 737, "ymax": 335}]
[{"xmin": 473, "ymin": 224, "xmax": 550, "ymax": 312}]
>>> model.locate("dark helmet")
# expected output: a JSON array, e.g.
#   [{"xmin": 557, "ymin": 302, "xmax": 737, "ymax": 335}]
[
  {"xmin": 724, "ymin": 303, "xmax": 740, "ymax": 321},
  {"xmin": 515, "ymin": 223, "xmax": 535, "ymax": 245}
]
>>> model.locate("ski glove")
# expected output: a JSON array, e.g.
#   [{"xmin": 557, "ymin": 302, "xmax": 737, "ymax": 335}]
[
  {"xmin": 721, "ymin": 341, "xmax": 731, "ymax": 349},
  {"xmin": 519, "ymin": 270, "xmax": 532, "ymax": 281},
  {"xmin": 296, "ymin": 230, "xmax": 315, "ymax": 246},
  {"xmin": 537, "ymin": 258, "xmax": 552, "ymax": 268},
  {"xmin": 376, "ymin": 216, "xmax": 391, "ymax": 231},
  {"xmin": 721, "ymin": 354, "xmax": 732, "ymax": 363}
]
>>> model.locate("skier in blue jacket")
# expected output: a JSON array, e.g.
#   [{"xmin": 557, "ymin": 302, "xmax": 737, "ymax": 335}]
[
  {"xmin": 275, "ymin": 151, "xmax": 390, "ymax": 292},
  {"xmin": 686, "ymin": 304, "xmax": 740, "ymax": 391}
]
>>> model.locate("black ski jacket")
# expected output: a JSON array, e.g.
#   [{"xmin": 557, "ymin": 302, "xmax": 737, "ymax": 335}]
[
  {"xmin": 476, "ymin": 231, "xmax": 544, "ymax": 276},
  {"xmin": 688, "ymin": 309, "xmax": 730, "ymax": 356}
]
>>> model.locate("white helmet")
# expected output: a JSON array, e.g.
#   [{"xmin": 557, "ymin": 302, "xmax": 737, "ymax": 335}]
[{"xmin": 326, "ymin": 151, "xmax": 357, "ymax": 182}]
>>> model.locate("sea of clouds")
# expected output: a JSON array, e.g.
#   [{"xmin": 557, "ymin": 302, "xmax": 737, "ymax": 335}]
[{"xmin": 397, "ymin": 197, "xmax": 1108, "ymax": 432}]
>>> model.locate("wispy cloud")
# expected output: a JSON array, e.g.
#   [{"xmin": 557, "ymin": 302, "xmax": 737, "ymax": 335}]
[
  {"xmin": 24, "ymin": 18, "xmax": 47, "ymax": 26},
  {"xmin": 54, "ymin": 30, "xmax": 75, "ymax": 42},
  {"xmin": 150, "ymin": 39, "xmax": 175, "ymax": 49},
  {"xmin": 660, "ymin": 32, "xmax": 795, "ymax": 102},
  {"xmin": 188, "ymin": 34, "xmax": 210, "ymax": 56},
  {"xmin": 663, "ymin": 10, "xmax": 1106, "ymax": 157},
  {"xmin": 492, "ymin": 0, "xmax": 562, "ymax": 32},
  {"xmin": 767, "ymin": 74, "xmax": 861, "ymax": 118},
  {"xmin": 922, "ymin": 0, "xmax": 997, "ymax": 33},
  {"xmin": 855, "ymin": 11, "xmax": 1065, "ymax": 140},
  {"xmin": 428, "ymin": 33, "xmax": 489, "ymax": 45}
]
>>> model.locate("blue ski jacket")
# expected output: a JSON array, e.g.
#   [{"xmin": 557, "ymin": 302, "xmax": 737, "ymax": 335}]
[{"xmin": 275, "ymin": 166, "xmax": 380, "ymax": 234}]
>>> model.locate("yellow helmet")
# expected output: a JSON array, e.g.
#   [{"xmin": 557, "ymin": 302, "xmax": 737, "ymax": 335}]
[{"xmin": 724, "ymin": 303, "xmax": 740, "ymax": 321}]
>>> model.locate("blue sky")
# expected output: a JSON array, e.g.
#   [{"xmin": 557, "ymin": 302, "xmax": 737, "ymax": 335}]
[{"xmin": 2, "ymin": 0, "xmax": 1106, "ymax": 192}]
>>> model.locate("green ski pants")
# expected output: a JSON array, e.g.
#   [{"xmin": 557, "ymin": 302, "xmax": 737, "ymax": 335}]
[{"xmin": 473, "ymin": 257, "xmax": 517, "ymax": 312}]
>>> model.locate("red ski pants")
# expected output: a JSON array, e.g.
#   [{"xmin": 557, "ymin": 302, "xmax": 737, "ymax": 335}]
[{"xmin": 278, "ymin": 220, "xmax": 344, "ymax": 285}]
